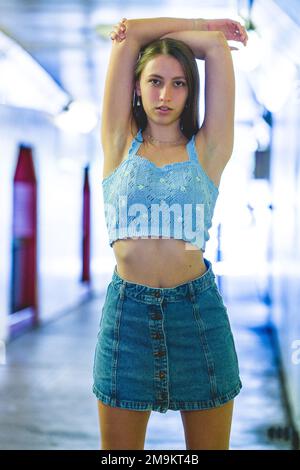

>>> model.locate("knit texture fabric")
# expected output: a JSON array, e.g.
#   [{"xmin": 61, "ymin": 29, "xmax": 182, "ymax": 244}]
[{"xmin": 102, "ymin": 129, "xmax": 219, "ymax": 252}]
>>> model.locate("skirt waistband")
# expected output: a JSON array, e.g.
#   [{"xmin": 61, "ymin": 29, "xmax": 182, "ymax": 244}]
[{"xmin": 111, "ymin": 257, "xmax": 217, "ymax": 303}]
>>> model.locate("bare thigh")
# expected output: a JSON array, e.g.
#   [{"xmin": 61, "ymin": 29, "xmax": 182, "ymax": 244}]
[
  {"xmin": 97, "ymin": 401, "xmax": 151, "ymax": 450},
  {"xmin": 180, "ymin": 399, "xmax": 234, "ymax": 450}
]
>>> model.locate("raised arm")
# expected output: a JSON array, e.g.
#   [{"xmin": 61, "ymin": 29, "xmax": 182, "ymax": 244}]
[
  {"xmin": 124, "ymin": 17, "xmax": 208, "ymax": 46},
  {"xmin": 101, "ymin": 17, "xmax": 207, "ymax": 169},
  {"xmin": 103, "ymin": 17, "xmax": 243, "ymax": 176},
  {"xmin": 113, "ymin": 16, "xmax": 247, "ymax": 47},
  {"xmin": 201, "ymin": 34, "xmax": 235, "ymax": 160},
  {"xmin": 100, "ymin": 36, "xmax": 142, "ymax": 170},
  {"xmin": 160, "ymin": 29, "xmax": 236, "ymax": 162},
  {"xmin": 160, "ymin": 30, "xmax": 227, "ymax": 60}
]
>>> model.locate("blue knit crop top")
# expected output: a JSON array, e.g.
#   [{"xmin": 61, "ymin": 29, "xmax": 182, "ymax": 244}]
[{"xmin": 102, "ymin": 128, "xmax": 219, "ymax": 252}]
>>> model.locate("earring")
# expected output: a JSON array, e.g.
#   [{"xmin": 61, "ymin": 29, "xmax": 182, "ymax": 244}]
[{"xmin": 137, "ymin": 95, "xmax": 141, "ymax": 106}]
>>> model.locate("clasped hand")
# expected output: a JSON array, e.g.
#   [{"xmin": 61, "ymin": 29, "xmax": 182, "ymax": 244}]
[{"xmin": 109, "ymin": 17, "xmax": 248, "ymax": 49}]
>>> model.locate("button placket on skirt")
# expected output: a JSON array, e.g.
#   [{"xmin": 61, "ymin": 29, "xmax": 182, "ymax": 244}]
[{"xmin": 148, "ymin": 293, "xmax": 170, "ymax": 413}]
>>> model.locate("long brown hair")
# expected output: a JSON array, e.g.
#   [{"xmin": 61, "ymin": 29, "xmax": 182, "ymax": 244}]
[{"xmin": 130, "ymin": 37, "xmax": 200, "ymax": 142}]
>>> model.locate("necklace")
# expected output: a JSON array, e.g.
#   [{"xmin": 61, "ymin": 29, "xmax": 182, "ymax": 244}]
[{"xmin": 145, "ymin": 133, "xmax": 186, "ymax": 146}]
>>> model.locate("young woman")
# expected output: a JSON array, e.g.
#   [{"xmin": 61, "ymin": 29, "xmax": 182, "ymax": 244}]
[{"xmin": 93, "ymin": 16, "xmax": 248, "ymax": 450}]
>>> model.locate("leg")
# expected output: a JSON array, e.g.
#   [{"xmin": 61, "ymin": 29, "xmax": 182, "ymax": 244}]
[
  {"xmin": 180, "ymin": 399, "xmax": 234, "ymax": 450},
  {"xmin": 97, "ymin": 400, "xmax": 151, "ymax": 450}
]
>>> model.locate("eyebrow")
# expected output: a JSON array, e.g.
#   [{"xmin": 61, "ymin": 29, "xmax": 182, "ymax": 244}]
[{"xmin": 148, "ymin": 74, "xmax": 186, "ymax": 80}]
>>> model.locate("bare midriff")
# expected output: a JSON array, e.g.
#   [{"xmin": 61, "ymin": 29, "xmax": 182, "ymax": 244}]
[{"xmin": 112, "ymin": 237, "xmax": 207, "ymax": 288}]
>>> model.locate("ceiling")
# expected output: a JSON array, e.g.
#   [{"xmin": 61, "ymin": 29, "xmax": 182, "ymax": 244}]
[{"xmin": 0, "ymin": 0, "xmax": 240, "ymax": 100}]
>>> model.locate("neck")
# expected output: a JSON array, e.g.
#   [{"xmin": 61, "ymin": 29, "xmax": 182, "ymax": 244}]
[{"xmin": 143, "ymin": 126, "xmax": 187, "ymax": 147}]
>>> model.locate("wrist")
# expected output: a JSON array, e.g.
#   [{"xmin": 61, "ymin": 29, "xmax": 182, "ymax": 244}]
[{"xmin": 193, "ymin": 18, "xmax": 208, "ymax": 31}]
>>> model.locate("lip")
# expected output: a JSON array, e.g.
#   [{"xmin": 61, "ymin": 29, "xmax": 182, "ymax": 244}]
[{"xmin": 156, "ymin": 107, "xmax": 172, "ymax": 114}]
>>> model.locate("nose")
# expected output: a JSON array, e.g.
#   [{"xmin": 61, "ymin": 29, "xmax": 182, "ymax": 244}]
[{"xmin": 160, "ymin": 85, "xmax": 172, "ymax": 101}]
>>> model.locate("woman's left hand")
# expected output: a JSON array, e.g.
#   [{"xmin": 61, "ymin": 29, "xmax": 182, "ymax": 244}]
[
  {"xmin": 110, "ymin": 18, "xmax": 127, "ymax": 42},
  {"xmin": 206, "ymin": 18, "xmax": 248, "ymax": 46}
]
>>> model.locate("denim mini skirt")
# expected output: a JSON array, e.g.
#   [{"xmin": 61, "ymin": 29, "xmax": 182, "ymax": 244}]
[{"xmin": 92, "ymin": 258, "xmax": 242, "ymax": 414}]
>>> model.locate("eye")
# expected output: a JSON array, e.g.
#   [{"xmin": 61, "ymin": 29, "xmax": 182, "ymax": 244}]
[
  {"xmin": 149, "ymin": 79, "xmax": 185, "ymax": 87},
  {"xmin": 149, "ymin": 79, "xmax": 160, "ymax": 85}
]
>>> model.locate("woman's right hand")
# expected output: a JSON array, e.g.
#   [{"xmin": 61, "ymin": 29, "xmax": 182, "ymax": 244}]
[
  {"xmin": 110, "ymin": 18, "xmax": 128, "ymax": 42},
  {"xmin": 206, "ymin": 18, "xmax": 248, "ymax": 46}
]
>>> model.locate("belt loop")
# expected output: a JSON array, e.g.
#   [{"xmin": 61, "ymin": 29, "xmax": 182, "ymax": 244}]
[
  {"xmin": 188, "ymin": 281, "xmax": 196, "ymax": 302},
  {"xmin": 119, "ymin": 282, "xmax": 126, "ymax": 300}
]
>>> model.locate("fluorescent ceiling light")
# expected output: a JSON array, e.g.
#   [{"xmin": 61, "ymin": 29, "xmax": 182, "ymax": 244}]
[{"xmin": 0, "ymin": 29, "xmax": 70, "ymax": 114}]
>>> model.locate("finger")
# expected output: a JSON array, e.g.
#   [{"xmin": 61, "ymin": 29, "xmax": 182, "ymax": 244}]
[
  {"xmin": 233, "ymin": 29, "xmax": 246, "ymax": 46},
  {"xmin": 110, "ymin": 31, "xmax": 122, "ymax": 42},
  {"xmin": 112, "ymin": 28, "xmax": 119, "ymax": 39},
  {"xmin": 116, "ymin": 26, "xmax": 125, "ymax": 36},
  {"xmin": 116, "ymin": 27, "xmax": 126, "ymax": 37},
  {"xmin": 232, "ymin": 24, "xmax": 241, "ymax": 38},
  {"xmin": 118, "ymin": 21, "xmax": 126, "ymax": 30},
  {"xmin": 232, "ymin": 22, "xmax": 242, "ymax": 35},
  {"xmin": 240, "ymin": 23, "xmax": 249, "ymax": 42},
  {"xmin": 114, "ymin": 24, "xmax": 125, "ymax": 37},
  {"xmin": 236, "ymin": 22, "xmax": 248, "ymax": 45},
  {"xmin": 114, "ymin": 25, "xmax": 123, "ymax": 35}
]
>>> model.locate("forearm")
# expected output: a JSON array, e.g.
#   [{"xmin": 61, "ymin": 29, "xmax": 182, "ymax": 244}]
[
  {"xmin": 126, "ymin": 17, "xmax": 207, "ymax": 47},
  {"xmin": 160, "ymin": 30, "xmax": 227, "ymax": 60}
]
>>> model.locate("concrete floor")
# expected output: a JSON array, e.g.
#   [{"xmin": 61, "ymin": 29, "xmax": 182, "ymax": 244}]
[{"xmin": 0, "ymin": 293, "xmax": 292, "ymax": 450}]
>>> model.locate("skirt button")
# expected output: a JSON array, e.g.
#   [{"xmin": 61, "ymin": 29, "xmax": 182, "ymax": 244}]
[
  {"xmin": 151, "ymin": 313, "xmax": 162, "ymax": 320},
  {"xmin": 154, "ymin": 350, "xmax": 166, "ymax": 357}
]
